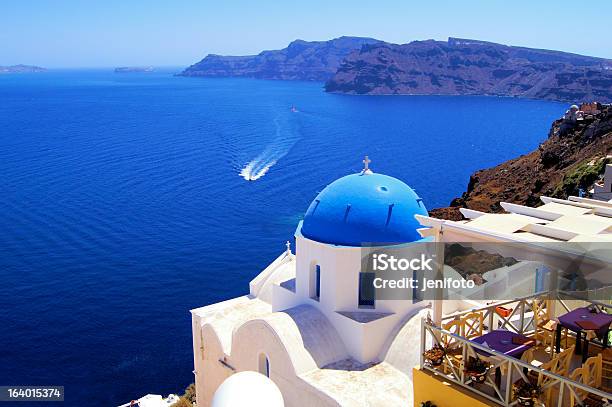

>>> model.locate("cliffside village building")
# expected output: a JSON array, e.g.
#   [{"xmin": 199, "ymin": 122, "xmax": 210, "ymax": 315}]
[
  {"xmin": 593, "ymin": 162, "xmax": 612, "ymax": 201},
  {"xmin": 563, "ymin": 102, "xmax": 606, "ymax": 122}
]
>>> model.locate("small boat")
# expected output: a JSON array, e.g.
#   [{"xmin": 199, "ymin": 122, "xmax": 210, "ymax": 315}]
[{"xmin": 290, "ymin": 106, "xmax": 298, "ymax": 113}]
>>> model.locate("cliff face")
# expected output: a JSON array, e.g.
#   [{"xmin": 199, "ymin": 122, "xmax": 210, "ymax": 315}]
[
  {"xmin": 430, "ymin": 105, "xmax": 612, "ymax": 220},
  {"xmin": 179, "ymin": 37, "xmax": 381, "ymax": 81},
  {"xmin": 325, "ymin": 38, "xmax": 612, "ymax": 103}
]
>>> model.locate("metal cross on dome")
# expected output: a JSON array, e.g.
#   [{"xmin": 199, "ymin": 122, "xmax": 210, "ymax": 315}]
[{"xmin": 362, "ymin": 155, "xmax": 373, "ymax": 174}]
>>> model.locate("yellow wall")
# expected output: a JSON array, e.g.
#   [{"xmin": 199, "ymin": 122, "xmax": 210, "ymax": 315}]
[{"xmin": 412, "ymin": 367, "xmax": 495, "ymax": 407}]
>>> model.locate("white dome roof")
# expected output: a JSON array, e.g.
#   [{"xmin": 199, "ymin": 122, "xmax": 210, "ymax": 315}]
[{"xmin": 212, "ymin": 371, "xmax": 284, "ymax": 407}]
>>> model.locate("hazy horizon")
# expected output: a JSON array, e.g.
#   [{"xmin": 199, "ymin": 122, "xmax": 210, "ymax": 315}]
[{"xmin": 3, "ymin": 0, "xmax": 612, "ymax": 68}]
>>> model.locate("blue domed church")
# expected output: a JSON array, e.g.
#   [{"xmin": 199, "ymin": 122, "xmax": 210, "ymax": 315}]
[
  {"xmin": 189, "ymin": 156, "xmax": 610, "ymax": 407},
  {"xmin": 301, "ymin": 166, "xmax": 427, "ymax": 246},
  {"xmin": 190, "ymin": 159, "xmax": 434, "ymax": 407}
]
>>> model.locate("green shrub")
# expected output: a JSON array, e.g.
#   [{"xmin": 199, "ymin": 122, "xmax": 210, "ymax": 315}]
[{"xmin": 552, "ymin": 156, "xmax": 609, "ymax": 198}]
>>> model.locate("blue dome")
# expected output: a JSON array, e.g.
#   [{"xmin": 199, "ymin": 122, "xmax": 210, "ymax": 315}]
[{"xmin": 301, "ymin": 172, "xmax": 428, "ymax": 246}]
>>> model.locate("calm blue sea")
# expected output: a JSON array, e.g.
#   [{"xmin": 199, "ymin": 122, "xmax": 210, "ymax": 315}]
[{"xmin": 0, "ymin": 69, "xmax": 565, "ymax": 406}]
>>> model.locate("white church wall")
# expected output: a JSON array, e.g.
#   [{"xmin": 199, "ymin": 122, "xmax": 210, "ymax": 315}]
[
  {"xmin": 361, "ymin": 313, "xmax": 404, "ymax": 362},
  {"xmin": 326, "ymin": 311, "xmax": 366, "ymax": 362},
  {"xmin": 191, "ymin": 315, "xmax": 205, "ymax": 406},
  {"xmin": 194, "ymin": 322, "xmax": 233, "ymax": 407},
  {"xmin": 250, "ymin": 252, "xmax": 287, "ymax": 298},
  {"xmin": 294, "ymin": 231, "xmax": 441, "ymax": 364},
  {"xmin": 294, "ymin": 235, "xmax": 350, "ymax": 313},
  {"xmin": 329, "ymin": 247, "xmax": 362, "ymax": 311},
  {"xmin": 294, "ymin": 232, "xmax": 319, "ymax": 300},
  {"xmin": 319, "ymin": 246, "xmax": 342, "ymax": 310},
  {"xmin": 272, "ymin": 373, "xmax": 342, "ymax": 407},
  {"xmin": 324, "ymin": 310, "xmax": 393, "ymax": 364},
  {"xmin": 271, "ymin": 283, "xmax": 301, "ymax": 312},
  {"xmin": 252, "ymin": 258, "xmax": 296, "ymax": 304},
  {"xmin": 193, "ymin": 300, "xmax": 350, "ymax": 407},
  {"xmin": 231, "ymin": 315, "xmax": 343, "ymax": 407},
  {"xmin": 294, "ymin": 235, "xmax": 385, "ymax": 363}
]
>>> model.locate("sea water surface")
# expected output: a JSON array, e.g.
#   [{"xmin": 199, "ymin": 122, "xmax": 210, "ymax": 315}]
[{"xmin": 0, "ymin": 69, "xmax": 565, "ymax": 406}]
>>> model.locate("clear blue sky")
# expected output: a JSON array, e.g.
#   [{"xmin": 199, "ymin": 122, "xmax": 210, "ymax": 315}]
[{"xmin": 3, "ymin": 0, "xmax": 612, "ymax": 68}]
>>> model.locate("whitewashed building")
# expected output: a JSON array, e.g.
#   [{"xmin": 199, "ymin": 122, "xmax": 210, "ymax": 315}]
[
  {"xmin": 593, "ymin": 163, "xmax": 612, "ymax": 201},
  {"xmin": 191, "ymin": 161, "xmax": 435, "ymax": 406}
]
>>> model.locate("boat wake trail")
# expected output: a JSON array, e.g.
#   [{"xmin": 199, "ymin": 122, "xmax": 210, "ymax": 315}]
[
  {"xmin": 240, "ymin": 113, "xmax": 301, "ymax": 181},
  {"xmin": 239, "ymin": 156, "xmax": 277, "ymax": 181}
]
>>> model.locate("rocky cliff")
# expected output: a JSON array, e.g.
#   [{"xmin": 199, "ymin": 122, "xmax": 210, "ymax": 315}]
[
  {"xmin": 430, "ymin": 104, "xmax": 612, "ymax": 220},
  {"xmin": 179, "ymin": 37, "xmax": 381, "ymax": 81},
  {"xmin": 325, "ymin": 38, "xmax": 612, "ymax": 103}
]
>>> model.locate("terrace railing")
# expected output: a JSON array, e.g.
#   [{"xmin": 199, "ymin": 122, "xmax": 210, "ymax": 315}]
[
  {"xmin": 421, "ymin": 319, "xmax": 611, "ymax": 406},
  {"xmin": 422, "ymin": 292, "xmax": 612, "ymax": 406},
  {"xmin": 442, "ymin": 290, "xmax": 611, "ymax": 344},
  {"xmin": 441, "ymin": 291, "xmax": 550, "ymax": 336}
]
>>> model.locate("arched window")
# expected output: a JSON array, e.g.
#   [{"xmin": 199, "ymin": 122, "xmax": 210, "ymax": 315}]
[
  {"xmin": 310, "ymin": 264, "xmax": 321, "ymax": 301},
  {"xmin": 358, "ymin": 272, "xmax": 375, "ymax": 308},
  {"xmin": 258, "ymin": 353, "xmax": 270, "ymax": 377}
]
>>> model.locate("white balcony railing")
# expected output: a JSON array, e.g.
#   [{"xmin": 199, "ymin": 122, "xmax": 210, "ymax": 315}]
[{"xmin": 420, "ymin": 292, "xmax": 612, "ymax": 406}]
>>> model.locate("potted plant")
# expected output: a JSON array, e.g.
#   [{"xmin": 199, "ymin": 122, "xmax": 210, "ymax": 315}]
[
  {"xmin": 464, "ymin": 357, "xmax": 489, "ymax": 383},
  {"xmin": 422, "ymin": 344, "xmax": 446, "ymax": 366},
  {"xmin": 513, "ymin": 380, "xmax": 542, "ymax": 406}
]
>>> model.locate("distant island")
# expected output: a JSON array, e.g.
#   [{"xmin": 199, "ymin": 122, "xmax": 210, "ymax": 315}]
[
  {"xmin": 181, "ymin": 36, "xmax": 612, "ymax": 103},
  {"xmin": 326, "ymin": 38, "xmax": 612, "ymax": 102},
  {"xmin": 179, "ymin": 36, "xmax": 381, "ymax": 81},
  {"xmin": 114, "ymin": 66, "xmax": 154, "ymax": 73},
  {"xmin": 0, "ymin": 64, "xmax": 46, "ymax": 73}
]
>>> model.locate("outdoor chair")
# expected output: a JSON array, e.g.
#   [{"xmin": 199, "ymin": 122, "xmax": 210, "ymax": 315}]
[
  {"xmin": 533, "ymin": 299, "xmax": 567, "ymax": 357},
  {"xmin": 569, "ymin": 361, "xmax": 608, "ymax": 407},
  {"xmin": 603, "ymin": 348, "xmax": 612, "ymax": 392},
  {"xmin": 513, "ymin": 351, "xmax": 559, "ymax": 401},
  {"xmin": 536, "ymin": 345, "xmax": 575, "ymax": 405},
  {"xmin": 461, "ymin": 312, "xmax": 484, "ymax": 339},
  {"xmin": 441, "ymin": 319, "xmax": 463, "ymax": 375},
  {"xmin": 520, "ymin": 347, "xmax": 535, "ymax": 364},
  {"xmin": 569, "ymin": 366, "xmax": 590, "ymax": 407},
  {"xmin": 583, "ymin": 354, "xmax": 603, "ymax": 390},
  {"xmin": 556, "ymin": 344, "xmax": 575, "ymax": 377}
]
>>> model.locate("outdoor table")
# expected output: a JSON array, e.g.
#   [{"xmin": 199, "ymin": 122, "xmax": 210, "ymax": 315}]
[
  {"xmin": 556, "ymin": 307, "xmax": 612, "ymax": 363},
  {"xmin": 471, "ymin": 330, "xmax": 535, "ymax": 388}
]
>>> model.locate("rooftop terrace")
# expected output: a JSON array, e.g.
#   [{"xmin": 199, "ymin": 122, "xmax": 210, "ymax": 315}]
[
  {"xmin": 418, "ymin": 291, "xmax": 612, "ymax": 406},
  {"xmin": 418, "ymin": 196, "xmax": 612, "ymax": 244}
]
